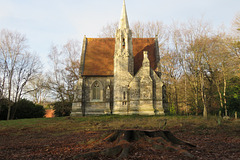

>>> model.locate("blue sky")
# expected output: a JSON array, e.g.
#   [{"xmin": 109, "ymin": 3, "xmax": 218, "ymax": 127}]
[{"xmin": 0, "ymin": 0, "xmax": 239, "ymax": 69}]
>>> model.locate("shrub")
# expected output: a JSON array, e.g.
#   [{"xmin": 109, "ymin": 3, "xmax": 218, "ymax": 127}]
[
  {"xmin": 52, "ymin": 101, "xmax": 72, "ymax": 117},
  {"xmin": 13, "ymin": 99, "xmax": 45, "ymax": 119},
  {"xmin": 1, "ymin": 99, "xmax": 45, "ymax": 120},
  {"xmin": 169, "ymin": 103, "xmax": 176, "ymax": 115},
  {"xmin": 0, "ymin": 98, "xmax": 12, "ymax": 120},
  {"xmin": 226, "ymin": 77, "xmax": 240, "ymax": 116}
]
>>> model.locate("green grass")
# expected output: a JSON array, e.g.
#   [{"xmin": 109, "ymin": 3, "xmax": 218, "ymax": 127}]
[{"xmin": 0, "ymin": 115, "xmax": 239, "ymax": 137}]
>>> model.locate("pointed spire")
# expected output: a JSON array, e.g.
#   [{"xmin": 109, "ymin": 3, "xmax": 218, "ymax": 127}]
[{"xmin": 119, "ymin": 0, "xmax": 129, "ymax": 29}]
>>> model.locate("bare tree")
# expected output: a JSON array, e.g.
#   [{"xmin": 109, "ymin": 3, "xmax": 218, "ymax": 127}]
[
  {"xmin": 231, "ymin": 13, "xmax": 240, "ymax": 37},
  {"xmin": 167, "ymin": 19, "xmax": 212, "ymax": 116},
  {"xmin": 230, "ymin": 14, "xmax": 240, "ymax": 78},
  {"xmin": 0, "ymin": 55, "xmax": 6, "ymax": 100},
  {"xmin": 99, "ymin": 21, "xmax": 167, "ymax": 41},
  {"xmin": 161, "ymin": 49, "xmax": 182, "ymax": 114},
  {"xmin": 24, "ymin": 74, "xmax": 49, "ymax": 104},
  {"xmin": 98, "ymin": 18, "xmax": 239, "ymax": 117},
  {"xmin": 47, "ymin": 40, "xmax": 81, "ymax": 103},
  {"xmin": 131, "ymin": 21, "xmax": 145, "ymax": 38},
  {"xmin": 205, "ymin": 34, "xmax": 236, "ymax": 117},
  {"xmin": 98, "ymin": 22, "xmax": 118, "ymax": 38},
  {"xmin": 0, "ymin": 29, "xmax": 42, "ymax": 120}
]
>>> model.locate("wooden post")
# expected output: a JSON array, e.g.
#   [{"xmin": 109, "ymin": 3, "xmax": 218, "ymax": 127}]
[{"xmin": 235, "ymin": 112, "xmax": 238, "ymax": 119}]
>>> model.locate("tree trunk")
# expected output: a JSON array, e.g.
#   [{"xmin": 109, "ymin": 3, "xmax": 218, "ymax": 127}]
[
  {"xmin": 216, "ymin": 82, "xmax": 223, "ymax": 109},
  {"xmin": 7, "ymin": 81, "xmax": 12, "ymax": 121},
  {"xmin": 7, "ymin": 105, "xmax": 11, "ymax": 120},
  {"xmin": 223, "ymin": 75, "xmax": 227, "ymax": 116},
  {"xmin": 184, "ymin": 73, "xmax": 187, "ymax": 114},
  {"xmin": 208, "ymin": 80, "xmax": 213, "ymax": 114},
  {"xmin": 194, "ymin": 81, "xmax": 199, "ymax": 115},
  {"xmin": 174, "ymin": 84, "xmax": 178, "ymax": 115},
  {"xmin": 74, "ymin": 129, "xmax": 195, "ymax": 159},
  {"xmin": 7, "ymin": 70, "xmax": 14, "ymax": 120},
  {"xmin": 201, "ymin": 73, "xmax": 207, "ymax": 118}
]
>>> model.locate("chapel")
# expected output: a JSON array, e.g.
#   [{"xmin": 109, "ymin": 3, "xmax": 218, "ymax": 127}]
[{"xmin": 71, "ymin": 0, "xmax": 165, "ymax": 116}]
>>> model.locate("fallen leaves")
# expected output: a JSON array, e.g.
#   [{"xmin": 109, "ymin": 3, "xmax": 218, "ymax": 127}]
[{"xmin": 0, "ymin": 117, "xmax": 240, "ymax": 159}]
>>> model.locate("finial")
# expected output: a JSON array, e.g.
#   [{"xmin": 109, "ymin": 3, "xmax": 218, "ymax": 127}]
[
  {"xmin": 119, "ymin": 0, "xmax": 129, "ymax": 29},
  {"xmin": 142, "ymin": 51, "xmax": 150, "ymax": 67},
  {"xmin": 143, "ymin": 51, "xmax": 148, "ymax": 58}
]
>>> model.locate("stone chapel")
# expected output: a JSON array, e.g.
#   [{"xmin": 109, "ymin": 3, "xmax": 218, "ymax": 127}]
[{"xmin": 71, "ymin": 0, "xmax": 165, "ymax": 116}]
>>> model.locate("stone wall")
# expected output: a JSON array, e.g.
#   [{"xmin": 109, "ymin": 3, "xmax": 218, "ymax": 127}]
[
  {"xmin": 112, "ymin": 51, "xmax": 164, "ymax": 115},
  {"xmin": 71, "ymin": 1, "xmax": 166, "ymax": 117},
  {"xmin": 71, "ymin": 77, "xmax": 113, "ymax": 116},
  {"xmin": 84, "ymin": 77, "xmax": 113, "ymax": 115}
]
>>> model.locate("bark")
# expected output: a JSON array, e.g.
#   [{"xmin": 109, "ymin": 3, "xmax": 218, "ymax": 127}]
[
  {"xmin": 217, "ymin": 86, "xmax": 223, "ymax": 108},
  {"xmin": 74, "ymin": 129, "xmax": 195, "ymax": 159},
  {"xmin": 223, "ymin": 75, "xmax": 227, "ymax": 116},
  {"xmin": 194, "ymin": 81, "xmax": 199, "ymax": 115},
  {"xmin": 7, "ymin": 75, "xmax": 12, "ymax": 120},
  {"xmin": 184, "ymin": 74, "xmax": 187, "ymax": 114},
  {"xmin": 7, "ymin": 105, "xmax": 11, "ymax": 120},
  {"xmin": 201, "ymin": 73, "xmax": 207, "ymax": 118},
  {"xmin": 174, "ymin": 84, "xmax": 179, "ymax": 115}
]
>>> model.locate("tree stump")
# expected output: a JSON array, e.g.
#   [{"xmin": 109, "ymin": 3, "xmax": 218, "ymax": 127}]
[{"xmin": 74, "ymin": 129, "xmax": 196, "ymax": 159}]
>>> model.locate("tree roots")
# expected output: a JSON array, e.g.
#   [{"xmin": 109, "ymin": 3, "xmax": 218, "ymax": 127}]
[{"xmin": 74, "ymin": 129, "xmax": 196, "ymax": 159}]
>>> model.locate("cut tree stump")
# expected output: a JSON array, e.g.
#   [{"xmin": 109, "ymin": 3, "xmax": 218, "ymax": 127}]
[{"xmin": 74, "ymin": 129, "xmax": 196, "ymax": 159}]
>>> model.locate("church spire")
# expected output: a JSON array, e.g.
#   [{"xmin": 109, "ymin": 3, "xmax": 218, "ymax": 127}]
[{"xmin": 119, "ymin": 0, "xmax": 129, "ymax": 29}]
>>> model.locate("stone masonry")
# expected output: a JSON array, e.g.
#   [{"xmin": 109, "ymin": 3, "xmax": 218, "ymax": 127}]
[{"xmin": 71, "ymin": 0, "xmax": 165, "ymax": 116}]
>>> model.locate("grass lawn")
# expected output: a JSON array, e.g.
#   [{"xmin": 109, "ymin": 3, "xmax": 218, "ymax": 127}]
[{"xmin": 0, "ymin": 115, "xmax": 240, "ymax": 159}]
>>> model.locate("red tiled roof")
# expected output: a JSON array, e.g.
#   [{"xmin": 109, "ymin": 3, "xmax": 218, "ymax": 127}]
[
  {"xmin": 82, "ymin": 38, "xmax": 157, "ymax": 76},
  {"xmin": 132, "ymin": 38, "xmax": 156, "ymax": 74}
]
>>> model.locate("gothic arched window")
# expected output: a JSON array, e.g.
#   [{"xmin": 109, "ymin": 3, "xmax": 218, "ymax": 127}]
[
  {"xmin": 92, "ymin": 81, "xmax": 100, "ymax": 100},
  {"xmin": 123, "ymin": 91, "xmax": 126, "ymax": 100},
  {"xmin": 122, "ymin": 38, "xmax": 125, "ymax": 48}
]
